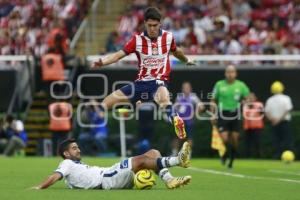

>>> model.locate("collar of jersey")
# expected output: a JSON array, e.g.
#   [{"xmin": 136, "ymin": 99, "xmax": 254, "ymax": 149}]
[
  {"xmin": 72, "ymin": 160, "xmax": 82, "ymax": 164},
  {"xmin": 143, "ymin": 29, "xmax": 162, "ymax": 40}
]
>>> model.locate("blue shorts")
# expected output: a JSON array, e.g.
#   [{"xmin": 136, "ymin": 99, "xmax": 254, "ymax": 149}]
[{"xmin": 119, "ymin": 80, "xmax": 168, "ymax": 103}]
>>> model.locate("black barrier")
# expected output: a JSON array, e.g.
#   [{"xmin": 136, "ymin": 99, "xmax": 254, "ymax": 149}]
[
  {"xmin": 78, "ymin": 67, "xmax": 300, "ymax": 157},
  {"xmin": 0, "ymin": 70, "xmax": 16, "ymax": 112},
  {"xmin": 82, "ymin": 68, "xmax": 300, "ymax": 109}
]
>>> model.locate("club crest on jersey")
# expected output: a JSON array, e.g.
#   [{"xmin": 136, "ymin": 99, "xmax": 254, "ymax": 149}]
[
  {"xmin": 152, "ymin": 47, "xmax": 158, "ymax": 55},
  {"xmin": 152, "ymin": 42, "xmax": 158, "ymax": 55}
]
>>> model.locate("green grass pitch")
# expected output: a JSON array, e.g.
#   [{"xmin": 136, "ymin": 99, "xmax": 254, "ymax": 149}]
[{"xmin": 1, "ymin": 157, "xmax": 300, "ymax": 200}]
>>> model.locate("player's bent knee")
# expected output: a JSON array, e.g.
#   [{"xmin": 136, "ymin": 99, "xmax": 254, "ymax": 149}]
[{"xmin": 148, "ymin": 149, "xmax": 161, "ymax": 157}]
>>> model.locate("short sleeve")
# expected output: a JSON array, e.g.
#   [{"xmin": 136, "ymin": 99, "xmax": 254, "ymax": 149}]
[
  {"xmin": 175, "ymin": 94, "xmax": 181, "ymax": 103},
  {"xmin": 55, "ymin": 160, "xmax": 72, "ymax": 178},
  {"xmin": 170, "ymin": 36, "xmax": 177, "ymax": 52},
  {"xmin": 212, "ymin": 83, "xmax": 219, "ymax": 100},
  {"xmin": 242, "ymin": 82, "xmax": 250, "ymax": 98},
  {"xmin": 286, "ymin": 96, "xmax": 293, "ymax": 111},
  {"xmin": 264, "ymin": 99, "xmax": 271, "ymax": 114},
  {"xmin": 191, "ymin": 93, "xmax": 201, "ymax": 105},
  {"xmin": 123, "ymin": 35, "xmax": 136, "ymax": 55}
]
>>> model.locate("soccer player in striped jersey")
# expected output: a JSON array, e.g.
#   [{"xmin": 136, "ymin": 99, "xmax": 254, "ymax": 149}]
[{"xmin": 92, "ymin": 7, "xmax": 195, "ymax": 139}]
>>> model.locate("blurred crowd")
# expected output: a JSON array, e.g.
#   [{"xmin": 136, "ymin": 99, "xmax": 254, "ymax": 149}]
[
  {"xmin": 0, "ymin": 0, "xmax": 89, "ymax": 57},
  {"xmin": 106, "ymin": 0, "xmax": 300, "ymax": 56}
]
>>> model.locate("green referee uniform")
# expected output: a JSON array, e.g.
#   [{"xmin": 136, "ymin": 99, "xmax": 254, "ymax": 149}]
[{"xmin": 213, "ymin": 79, "xmax": 250, "ymax": 133}]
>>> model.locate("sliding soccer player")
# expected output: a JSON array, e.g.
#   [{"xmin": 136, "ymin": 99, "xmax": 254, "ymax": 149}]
[{"xmin": 31, "ymin": 139, "xmax": 191, "ymax": 190}]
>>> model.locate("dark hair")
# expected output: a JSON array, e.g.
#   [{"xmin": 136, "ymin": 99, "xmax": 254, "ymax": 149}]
[
  {"xmin": 144, "ymin": 7, "xmax": 161, "ymax": 21},
  {"xmin": 58, "ymin": 138, "xmax": 76, "ymax": 159},
  {"xmin": 6, "ymin": 115, "xmax": 14, "ymax": 124}
]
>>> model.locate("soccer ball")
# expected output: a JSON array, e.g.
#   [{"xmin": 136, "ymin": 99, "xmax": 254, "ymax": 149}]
[
  {"xmin": 281, "ymin": 150, "xmax": 295, "ymax": 163},
  {"xmin": 134, "ymin": 169, "xmax": 156, "ymax": 189}
]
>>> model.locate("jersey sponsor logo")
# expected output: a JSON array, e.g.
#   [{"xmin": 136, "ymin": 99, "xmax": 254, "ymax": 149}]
[
  {"xmin": 120, "ymin": 159, "xmax": 129, "ymax": 169},
  {"xmin": 143, "ymin": 57, "xmax": 165, "ymax": 68}
]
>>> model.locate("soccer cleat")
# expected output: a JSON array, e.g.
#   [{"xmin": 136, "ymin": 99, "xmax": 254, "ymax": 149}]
[
  {"xmin": 221, "ymin": 155, "xmax": 227, "ymax": 166},
  {"xmin": 173, "ymin": 116, "xmax": 186, "ymax": 139},
  {"xmin": 178, "ymin": 141, "xmax": 191, "ymax": 168},
  {"xmin": 228, "ymin": 159, "xmax": 234, "ymax": 169},
  {"xmin": 166, "ymin": 176, "xmax": 192, "ymax": 189}
]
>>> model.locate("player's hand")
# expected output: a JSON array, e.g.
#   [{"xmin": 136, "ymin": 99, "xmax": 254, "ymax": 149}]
[
  {"xmin": 29, "ymin": 186, "xmax": 41, "ymax": 190},
  {"xmin": 271, "ymin": 118, "xmax": 280, "ymax": 126},
  {"xmin": 91, "ymin": 59, "xmax": 103, "ymax": 69},
  {"xmin": 90, "ymin": 99, "xmax": 98, "ymax": 105},
  {"xmin": 186, "ymin": 60, "xmax": 197, "ymax": 66}
]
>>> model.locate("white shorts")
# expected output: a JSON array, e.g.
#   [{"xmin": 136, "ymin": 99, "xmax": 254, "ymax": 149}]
[{"xmin": 101, "ymin": 158, "xmax": 134, "ymax": 190}]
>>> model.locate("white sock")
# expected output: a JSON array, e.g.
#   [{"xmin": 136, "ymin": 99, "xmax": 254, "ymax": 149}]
[
  {"xmin": 159, "ymin": 157, "xmax": 179, "ymax": 168},
  {"xmin": 159, "ymin": 168, "xmax": 174, "ymax": 182},
  {"xmin": 171, "ymin": 149, "xmax": 178, "ymax": 156}
]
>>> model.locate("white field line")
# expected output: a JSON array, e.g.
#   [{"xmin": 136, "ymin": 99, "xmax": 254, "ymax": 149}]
[
  {"xmin": 269, "ymin": 170, "xmax": 300, "ymax": 176},
  {"xmin": 188, "ymin": 167, "xmax": 300, "ymax": 184}
]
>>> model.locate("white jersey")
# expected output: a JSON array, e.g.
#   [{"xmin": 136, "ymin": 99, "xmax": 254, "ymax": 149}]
[
  {"xmin": 55, "ymin": 159, "xmax": 105, "ymax": 189},
  {"xmin": 265, "ymin": 94, "xmax": 293, "ymax": 121},
  {"xmin": 55, "ymin": 158, "xmax": 134, "ymax": 190}
]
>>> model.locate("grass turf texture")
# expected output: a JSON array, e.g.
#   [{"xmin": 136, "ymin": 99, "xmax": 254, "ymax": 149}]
[{"xmin": 1, "ymin": 157, "xmax": 300, "ymax": 200}]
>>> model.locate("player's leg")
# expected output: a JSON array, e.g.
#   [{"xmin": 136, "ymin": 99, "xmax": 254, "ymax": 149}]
[
  {"xmin": 94, "ymin": 83, "xmax": 134, "ymax": 120},
  {"xmin": 228, "ymin": 131, "xmax": 239, "ymax": 168},
  {"xmin": 131, "ymin": 142, "xmax": 192, "ymax": 189},
  {"xmin": 101, "ymin": 89, "xmax": 130, "ymax": 109},
  {"xmin": 219, "ymin": 130, "xmax": 229, "ymax": 165},
  {"xmin": 217, "ymin": 112, "xmax": 231, "ymax": 165},
  {"xmin": 3, "ymin": 136, "xmax": 25, "ymax": 156},
  {"xmin": 131, "ymin": 142, "xmax": 190, "ymax": 172},
  {"xmin": 143, "ymin": 149, "xmax": 175, "ymax": 184},
  {"xmin": 227, "ymin": 117, "xmax": 240, "ymax": 168},
  {"xmin": 185, "ymin": 123, "xmax": 194, "ymax": 157},
  {"xmin": 154, "ymin": 86, "xmax": 186, "ymax": 139},
  {"xmin": 171, "ymin": 138, "xmax": 180, "ymax": 156}
]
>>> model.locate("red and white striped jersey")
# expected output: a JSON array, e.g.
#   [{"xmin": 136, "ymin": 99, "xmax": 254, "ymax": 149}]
[{"xmin": 123, "ymin": 29, "xmax": 177, "ymax": 81}]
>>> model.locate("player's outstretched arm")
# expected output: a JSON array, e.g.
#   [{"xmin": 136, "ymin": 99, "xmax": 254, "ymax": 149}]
[
  {"xmin": 172, "ymin": 47, "xmax": 196, "ymax": 66},
  {"xmin": 31, "ymin": 172, "xmax": 62, "ymax": 190},
  {"xmin": 91, "ymin": 50, "xmax": 126, "ymax": 69}
]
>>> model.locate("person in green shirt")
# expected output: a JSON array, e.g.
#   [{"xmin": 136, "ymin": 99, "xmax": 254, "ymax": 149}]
[{"xmin": 211, "ymin": 65, "xmax": 250, "ymax": 168}]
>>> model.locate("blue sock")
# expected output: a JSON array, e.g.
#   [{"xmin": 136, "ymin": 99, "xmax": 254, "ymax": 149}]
[{"xmin": 165, "ymin": 104, "xmax": 177, "ymax": 124}]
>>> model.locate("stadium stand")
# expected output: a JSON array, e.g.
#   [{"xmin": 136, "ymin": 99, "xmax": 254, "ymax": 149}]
[
  {"xmin": 0, "ymin": 0, "xmax": 87, "ymax": 155},
  {"xmin": 107, "ymin": 0, "xmax": 300, "ymax": 55},
  {"xmin": 0, "ymin": 0, "xmax": 89, "ymax": 56}
]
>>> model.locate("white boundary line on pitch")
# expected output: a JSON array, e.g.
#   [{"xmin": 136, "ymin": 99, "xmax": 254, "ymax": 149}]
[
  {"xmin": 188, "ymin": 167, "xmax": 300, "ymax": 184},
  {"xmin": 269, "ymin": 170, "xmax": 300, "ymax": 176}
]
